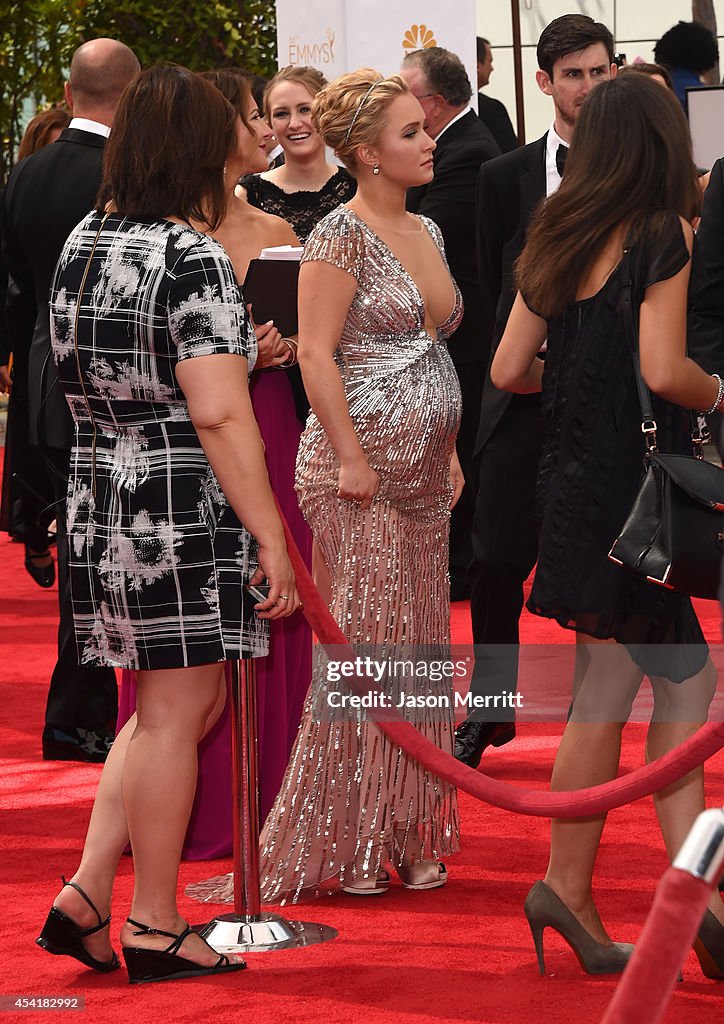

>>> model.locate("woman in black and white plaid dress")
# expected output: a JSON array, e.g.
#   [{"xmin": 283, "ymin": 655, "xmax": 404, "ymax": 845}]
[{"xmin": 37, "ymin": 66, "xmax": 300, "ymax": 985}]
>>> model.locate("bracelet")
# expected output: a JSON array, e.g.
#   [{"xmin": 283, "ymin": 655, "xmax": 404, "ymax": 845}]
[
  {"xmin": 277, "ymin": 338, "xmax": 298, "ymax": 368},
  {"xmin": 705, "ymin": 373, "xmax": 724, "ymax": 414}
]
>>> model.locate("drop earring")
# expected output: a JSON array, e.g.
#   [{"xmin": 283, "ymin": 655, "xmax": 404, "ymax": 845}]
[{"xmin": 372, "ymin": 164, "xmax": 380, "ymax": 175}]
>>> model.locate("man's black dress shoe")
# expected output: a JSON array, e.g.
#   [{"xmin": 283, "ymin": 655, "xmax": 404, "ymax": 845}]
[
  {"xmin": 42, "ymin": 725, "xmax": 114, "ymax": 763},
  {"xmin": 454, "ymin": 719, "xmax": 515, "ymax": 768}
]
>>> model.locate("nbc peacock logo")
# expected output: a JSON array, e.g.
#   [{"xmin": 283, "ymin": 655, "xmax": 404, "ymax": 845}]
[{"xmin": 402, "ymin": 24, "xmax": 437, "ymax": 51}]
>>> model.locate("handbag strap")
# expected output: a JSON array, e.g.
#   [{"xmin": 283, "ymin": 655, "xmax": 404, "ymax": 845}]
[{"xmin": 620, "ymin": 247, "xmax": 658, "ymax": 454}]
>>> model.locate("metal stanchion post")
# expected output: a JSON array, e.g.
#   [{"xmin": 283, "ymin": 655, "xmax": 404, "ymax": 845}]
[
  {"xmin": 196, "ymin": 659, "xmax": 337, "ymax": 953},
  {"xmin": 673, "ymin": 805, "xmax": 724, "ymax": 890}
]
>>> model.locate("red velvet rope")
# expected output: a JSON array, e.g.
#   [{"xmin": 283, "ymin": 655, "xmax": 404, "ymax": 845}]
[
  {"xmin": 600, "ymin": 867, "xmax": 715, "ymax": 1024},
  {"xmin": 280, "ymin": 511, "xmax": 724, "ymax": 819}
]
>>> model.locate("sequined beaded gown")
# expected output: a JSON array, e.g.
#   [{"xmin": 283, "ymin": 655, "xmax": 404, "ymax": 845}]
[{"xmin": 258, "ymin": 206, "xmax": 463, "ymax": 902}]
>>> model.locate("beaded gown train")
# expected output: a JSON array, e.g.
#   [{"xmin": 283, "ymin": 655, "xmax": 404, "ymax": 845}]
[{"xmin": 257, "ymin": 205, "xmax": 464, "ymax": 902}]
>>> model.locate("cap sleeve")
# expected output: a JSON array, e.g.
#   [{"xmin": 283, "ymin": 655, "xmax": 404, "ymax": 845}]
[
  {"xmin": 637, "ymin": 212, "xmax": 690, "ymax": 291},
  {"xmin": 300, "ymin": 208, "xmax": 365, "ymax": 280},
  {"xmin": 420, "ymin": 215, "xmax": 444, "ymax": 252},
  {"xmin": 167, "ymin": 234, "xmax": 256, "ymax": 366}
]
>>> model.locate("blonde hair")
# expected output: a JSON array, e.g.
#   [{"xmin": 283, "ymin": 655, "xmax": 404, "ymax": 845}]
[
  {"xmin": 312, "ymin": 68, "xmax": 409, "ymax": 171},
  {"xmin": 263, "ymin": 64, "xmax": 328, "ymax": 119}
]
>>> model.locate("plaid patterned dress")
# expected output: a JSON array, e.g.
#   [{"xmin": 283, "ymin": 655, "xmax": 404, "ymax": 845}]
[{"xmin": 50, "ymin": 212, "xmax": 268, "ymax": 670}]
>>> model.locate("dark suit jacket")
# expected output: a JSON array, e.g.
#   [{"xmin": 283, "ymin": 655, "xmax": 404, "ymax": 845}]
[
  {"xmin": 407, "ymin": 109, "xmax": 500, "ymax": 365},
  {"xmin": 475, "ymin": 134, "xmax": 547, "ymax": 452},
  {"xmin": 0, "ymin": 191, "xmax": 10, "ymax": 366},
  {"xmin": 477, "ymin": 93, "xmax": 518, "ymax": 155},
  {"xmin": 690, "ymin": 156, "xmax": 724, "ymax": 375},
  {"xmin": 3, "ymin": 127, "xmax": 105, "ymax": 450}
]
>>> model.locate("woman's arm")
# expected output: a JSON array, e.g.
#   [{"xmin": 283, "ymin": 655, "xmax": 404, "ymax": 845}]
[
  {"xmin": 297, "ymin": 260, "xmax": 379, "ymax": 510},
  {"xmin": 639, "ymin": 221, "xmax": 721, "ymax": 411},
  {"xmin": 449, "ymin": 449, "xmax": 464, "ymax": 509},
  {"xmin": 175, "ymin": 352, "xmax": 298, "ymax": 617},
  {"xmin": 490, "ymin": 291, "xmax": 547, "ymax": 393}
]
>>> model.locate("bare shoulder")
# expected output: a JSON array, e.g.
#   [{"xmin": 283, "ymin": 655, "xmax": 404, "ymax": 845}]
[{"xmin": 251, "ymin": 207, "xmax": 299, "ymax": 245}]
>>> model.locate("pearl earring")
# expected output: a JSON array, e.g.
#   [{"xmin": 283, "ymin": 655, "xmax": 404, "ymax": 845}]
[{"xmin": 372, "ymin": 164, "xmax": 380, "ymax": 175}]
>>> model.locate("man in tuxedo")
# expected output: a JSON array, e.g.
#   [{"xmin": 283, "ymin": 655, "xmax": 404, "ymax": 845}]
[
  {"xmin": 456, "ymin": 15, "xmax": 617, "ymax": 766},
  {"xmin": 476, "ymin": 37, "xmax": 518, "ymax": 154},
  {"xmin": 3, "ymin": 38, "xmax": 140, "ymax": 762},
  {"xmin": 401, "ymin": 46, "xmax": 500, "ymax": 601}
]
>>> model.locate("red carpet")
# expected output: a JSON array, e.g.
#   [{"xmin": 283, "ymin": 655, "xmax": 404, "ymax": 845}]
[{"xmin": 1, "ymin": 530, "xmax": 722, "ymax": 1023}]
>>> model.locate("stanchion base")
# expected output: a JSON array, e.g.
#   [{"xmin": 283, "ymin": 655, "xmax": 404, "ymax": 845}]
[{"xmin": 200, "ymin": 912, "xmax": 337, "ymax": 953}]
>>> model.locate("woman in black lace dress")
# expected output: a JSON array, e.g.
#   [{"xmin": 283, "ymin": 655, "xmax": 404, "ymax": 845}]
[
  {"xmin": 493, "ymin": 75, "xmax": 724, "ymax": 977},
  {"xmin": 240, "ymin": 64, "xmax": 356, "ymax": 242}
]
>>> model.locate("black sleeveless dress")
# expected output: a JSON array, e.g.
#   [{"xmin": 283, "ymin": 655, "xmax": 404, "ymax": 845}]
[{"xmin": 528, "ymin": 212, "xmax": 708, "ymax": 682}]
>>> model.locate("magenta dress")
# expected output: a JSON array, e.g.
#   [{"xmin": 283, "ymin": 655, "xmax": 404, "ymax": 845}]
[{"xmin": 117, "ymin": 369, "xmax": 312, "ymax": 859}]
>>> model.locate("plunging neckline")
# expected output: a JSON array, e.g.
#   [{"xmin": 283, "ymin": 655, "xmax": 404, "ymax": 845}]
[{"xmin": 345, "ymin": 208, "xmax": 458, "ymax": 336}]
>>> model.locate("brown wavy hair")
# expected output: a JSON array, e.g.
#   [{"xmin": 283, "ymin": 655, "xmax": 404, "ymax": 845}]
[
  {"xmin": 197, "ymin": 68, "xmax": 253, "ymax": 130},
  {"xmin": 97, "ymin": 65, "xmax": 237, "ymax": 231},
  {"xmin": 17, "ymin": 107, "xmax": 70, "ymax": 161},
  {"xmin": 516, "ymin": 74, "xmax": 701, "ymax": 319}
]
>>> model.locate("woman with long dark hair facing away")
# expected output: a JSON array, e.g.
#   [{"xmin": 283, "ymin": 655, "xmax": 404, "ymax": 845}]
[
  {"xmin": 36, "ymin": 65, "xmax": 299, "ymax": 985},
  {"xmin": 492, "ymin": 73, "xmax": 723, "ymax": 978},
  {"xmin": 258, "ymin": 69, "xmax": 464, "ymax": 901}
]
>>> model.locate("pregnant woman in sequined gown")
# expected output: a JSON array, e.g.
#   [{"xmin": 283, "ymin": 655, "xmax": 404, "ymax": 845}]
[{"xmin": 258, "ymin": 70, "xmax": 464, "ymax": 901}]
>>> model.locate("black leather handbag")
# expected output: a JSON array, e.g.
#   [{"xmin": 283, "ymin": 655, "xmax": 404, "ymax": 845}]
[{"xmin": 607, "ymin": 249, "xmax": 724, "ymax": 599}]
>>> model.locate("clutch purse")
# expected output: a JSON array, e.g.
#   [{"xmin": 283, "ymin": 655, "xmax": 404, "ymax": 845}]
[{"xmin": 607, "ymin": 249, "xmax": 724, "ymax": 599}]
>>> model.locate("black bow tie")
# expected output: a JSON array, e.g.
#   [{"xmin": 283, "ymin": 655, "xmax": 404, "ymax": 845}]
[{"xmin": 556, "ymin": 143, "xmax": 568, "ymax": 178}]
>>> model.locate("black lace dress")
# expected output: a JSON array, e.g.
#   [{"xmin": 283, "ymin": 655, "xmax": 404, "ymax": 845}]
[
  {"xmin": 240, "ymin": 167, "xmax": 356, "ymax": 243},
  {"xmin": 528, "ymin": 213, "xmax": 708, "ymax": 682}
]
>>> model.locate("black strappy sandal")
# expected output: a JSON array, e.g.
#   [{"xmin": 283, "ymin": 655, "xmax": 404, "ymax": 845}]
[
  {"xmin": 36, "ymin": 876, "xmax": 120, "ymax": 972},
  {"xmin": 122, "ymin": 918, "xmax": 246, "ymax": 984},
  {"xmin": 24, "ymin": 548, "xmax": 55, "ymax": 589}
]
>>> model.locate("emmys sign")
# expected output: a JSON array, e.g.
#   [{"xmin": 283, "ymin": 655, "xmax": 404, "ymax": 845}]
[
  {"xmin": 277, "ymin": 0, "xmax": 348, "ymax": 77},
  {"xmin": 275, "ymin": 1, "xmax": 476, "ymax": 88}
]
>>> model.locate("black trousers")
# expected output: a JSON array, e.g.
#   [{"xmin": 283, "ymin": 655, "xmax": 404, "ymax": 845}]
[
  {"xmin": 468, "ymin": 396, "xmax": 542, "ymax": 710},
  {"xmin": 44, "ymin": 446, "xmax": 118, "ymax": 732},
  {"xmin": 449, "ymin": 359, "xmax": 485, "ymax": 595},
  {"xmin": 0, "ymin": 353, "xmax": 55, "ymax": 550}
]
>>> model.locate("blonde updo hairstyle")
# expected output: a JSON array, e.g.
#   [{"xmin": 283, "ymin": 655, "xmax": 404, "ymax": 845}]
[
  {"xmin": 263, "ymin": 64, "xmax": 328, "ymax": 120},
  {"xmin": 311, "ymin": 68, "xmax": 409, "ymax": 172}
]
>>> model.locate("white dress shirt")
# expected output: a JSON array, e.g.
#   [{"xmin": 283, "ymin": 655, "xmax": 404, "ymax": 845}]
[
  {"xmin": 545, "ymin": 122, "xmax": 568, "ymax": 198},
  {"xmin": 434, "ymin": 106, "xmax": 476, "ymax": 142},
  {"xmin": 68, "ymin": 117, "xmax": 111, "ymax": 139}
]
